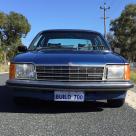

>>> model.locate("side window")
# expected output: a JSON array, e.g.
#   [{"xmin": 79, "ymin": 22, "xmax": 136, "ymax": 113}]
[
  {"xmin": 29, "ymin": 34, "xmax": 46, "ymax": 50},
  {"xmin": 93, "ymin": 36, "xmax": 106, "ymax": 50},
  {"xmin": 39, "ymin": 37, "xmax": 46, "ymax": 47},
  {"xmin": 94, "ymin": 37, "xmax": 102, "ymax": 46},
  {"xmin": 33, "ymin": 35, "xmax": 43, "ymax": 47}
]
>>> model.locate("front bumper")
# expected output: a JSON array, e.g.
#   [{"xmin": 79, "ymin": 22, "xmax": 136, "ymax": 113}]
[
  {"xmin": 6, "ymin": 79, "xmax": 133, "ymax": 91},
  {"xmin": 6, "ymin": 80, "xmax": 133, "ymax": 101}
]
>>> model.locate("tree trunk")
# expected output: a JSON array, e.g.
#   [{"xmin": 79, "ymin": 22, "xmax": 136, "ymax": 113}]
[{"xmin": 3, "ymin": 51, "xmax": 7, "ymax": 64}]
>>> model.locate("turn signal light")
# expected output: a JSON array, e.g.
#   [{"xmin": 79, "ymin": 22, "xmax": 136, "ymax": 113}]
[
  {"xmin": 124, "ymin": 64, "xmax": 130, "ymax": 80},
  {"xmin": 9, "ymin": 64, "xmax": 15, "ymax": 79}
]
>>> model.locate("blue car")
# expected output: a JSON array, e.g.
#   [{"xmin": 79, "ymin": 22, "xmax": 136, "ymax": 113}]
[{"xmin": 6, "ymin": 29, "xmax": 133, "ymax": 107}]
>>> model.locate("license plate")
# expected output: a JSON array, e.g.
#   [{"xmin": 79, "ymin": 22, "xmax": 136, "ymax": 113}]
[{"xmin": 54, "ymin": 91, "xmax": 85, "ymax": 102}]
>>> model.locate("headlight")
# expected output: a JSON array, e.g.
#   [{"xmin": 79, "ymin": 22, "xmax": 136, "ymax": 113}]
[
  {"xmin": 106, "ymin": 64, "xmax": 130, "ymax": 80},
  {"xmin": 9, "ymin": 64, "xmax": 35, "ymax": 80}
]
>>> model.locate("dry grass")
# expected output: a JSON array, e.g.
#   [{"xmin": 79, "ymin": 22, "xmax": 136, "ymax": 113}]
[{"xmin": 131, "ymin": 70, "xmax": 136, "ymax": 83}]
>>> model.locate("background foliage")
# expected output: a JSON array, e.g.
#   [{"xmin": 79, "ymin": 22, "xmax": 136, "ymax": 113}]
[
  {"xmin": 0, "ymin": 4, "xmax": 136, "ymax": 64},
  {"xmin": 0, "ymin": 11, "xmax": 31, "ymax": 63},
  {"xmin": 107, "ymin": 4, "xmax": 136, "ymax": 62}
]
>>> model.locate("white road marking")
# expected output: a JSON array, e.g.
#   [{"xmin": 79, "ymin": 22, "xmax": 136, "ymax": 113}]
[{"xmin": 126, "ymin": 90, "xmax": 136, "ymax": 109}]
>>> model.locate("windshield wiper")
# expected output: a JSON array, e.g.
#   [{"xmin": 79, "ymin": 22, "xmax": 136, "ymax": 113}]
[{"xmin": 34, "ymin": 45, "xmax": 78, "ymax": 51}]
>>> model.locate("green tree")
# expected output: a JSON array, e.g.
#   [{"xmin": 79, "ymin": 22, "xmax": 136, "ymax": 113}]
[
  {"xmin": 0, "ymin": 11, "xmax": 31, "ymax": 63},
  {"xmin": 106, "ymin": 32, "xmax": 116, "ymax": 49},
  {"xmin": 110, "ymin": 4, "xmax": 136, "ymax": 61},
  {"xmin": 0, "ymin": 12, "xmax": 7, "ymax": 63}
]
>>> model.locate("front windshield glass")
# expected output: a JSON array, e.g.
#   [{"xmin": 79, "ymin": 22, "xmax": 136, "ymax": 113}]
[{"xmin": 29, "ymin": 31, "xmax": 110, "ymax": 51}]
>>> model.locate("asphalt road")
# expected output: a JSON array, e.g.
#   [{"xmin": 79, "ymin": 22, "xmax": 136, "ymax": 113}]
[{"xmin": 0, "ymin": 74, "xmax": 136, "ymax": 136}]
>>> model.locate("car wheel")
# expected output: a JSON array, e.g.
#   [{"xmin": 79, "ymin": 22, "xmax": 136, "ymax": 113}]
[{"xmin": 107, "ymin": 99, "xmax": 125, "ymax": 107}]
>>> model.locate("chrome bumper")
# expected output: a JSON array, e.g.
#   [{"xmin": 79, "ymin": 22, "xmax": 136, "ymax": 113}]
[{"xmin": 6, "ymin": 79, "xmax": 134, "ymax": 91}]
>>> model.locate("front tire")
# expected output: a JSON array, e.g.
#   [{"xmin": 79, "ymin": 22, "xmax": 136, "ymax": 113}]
[{"xmin": 107, "ymin": 99, "xmax": 125, "ymax": 107}]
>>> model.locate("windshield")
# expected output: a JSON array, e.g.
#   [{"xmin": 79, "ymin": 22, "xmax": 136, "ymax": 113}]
[{"xmin": 29, "ymin": 31, "xmax": 110, "ymax": 51}]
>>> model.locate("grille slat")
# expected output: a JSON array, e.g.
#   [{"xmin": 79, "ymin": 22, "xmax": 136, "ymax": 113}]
[
  {"xmin": 36, "ymin": 65, "xmax": 104, "ymax": 81},
  {"xmin": 36, "ymin": 72, "xmax": 103, "ymax": 75}
]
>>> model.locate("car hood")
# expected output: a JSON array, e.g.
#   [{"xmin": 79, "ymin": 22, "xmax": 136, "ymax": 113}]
[{"xmin": 13, "ymin": 50, "xmax": 126, "ymax": 65}]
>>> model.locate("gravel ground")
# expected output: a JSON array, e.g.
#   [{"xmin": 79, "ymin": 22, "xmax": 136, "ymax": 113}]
[{"xmin": 0, "ymin": 74, "xmax": 136, "ymax": 136}]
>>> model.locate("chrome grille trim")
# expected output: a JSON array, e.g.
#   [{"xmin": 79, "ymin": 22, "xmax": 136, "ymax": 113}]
[{"xmin": 36, "ymin": 65, "xmax": 104, "ymax": 82}]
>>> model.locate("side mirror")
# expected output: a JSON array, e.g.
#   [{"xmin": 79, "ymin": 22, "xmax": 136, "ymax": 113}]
[
  {"xmin": 113, "ymin": 48, "xmax": 121, "ymax": 54},
  {"xmin": 18, "ymin": 45, "xmax": 27, "ymax": 52}
]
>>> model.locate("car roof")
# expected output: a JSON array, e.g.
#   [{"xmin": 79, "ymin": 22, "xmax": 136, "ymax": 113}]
[{"xmin": 40, "ymin": 29, "xmax": 101, "ymax": 35}]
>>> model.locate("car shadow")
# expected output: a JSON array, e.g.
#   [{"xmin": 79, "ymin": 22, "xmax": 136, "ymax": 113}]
[{"xmin": 0, "ymin": 85, "xmax": 114, "ymax": 114}]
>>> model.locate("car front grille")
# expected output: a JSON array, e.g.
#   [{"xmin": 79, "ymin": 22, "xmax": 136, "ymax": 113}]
[{"xmin": 36, "ymin": 65, "xmax": 104, "ymax": 82}]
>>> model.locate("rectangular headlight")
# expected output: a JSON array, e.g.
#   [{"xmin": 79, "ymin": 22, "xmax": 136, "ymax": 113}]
[
  {"xmin": 15, "ymin": 64, "xmax": 35, "ymax": 79},
  {"xmin": 106, "ymin": 64, "xmax": 130, "ymax": 80}
]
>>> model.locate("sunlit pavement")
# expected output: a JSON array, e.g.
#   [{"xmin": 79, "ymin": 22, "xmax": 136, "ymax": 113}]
[
  {"xmin": 0, "ymin": 74, "xmax": 136, "ymax": 136},
  {"xmin": 130, "ymin": 85, "xmax": 136, "ymax": 92}
]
